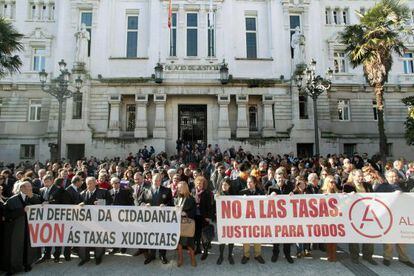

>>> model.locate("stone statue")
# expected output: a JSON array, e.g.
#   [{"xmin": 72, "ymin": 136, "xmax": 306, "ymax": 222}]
[
  {"xmin": 75, "ymin": 23, "xmax": 90, "ymax": 64},
  {"xmin": 291, "ymin": 27, "xmax": 306, "ymax": 66}
]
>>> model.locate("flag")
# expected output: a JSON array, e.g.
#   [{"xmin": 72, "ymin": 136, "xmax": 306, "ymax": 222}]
[{"xmin": 168, "ymin": 0, "xmax": 172, "ymax": 29}]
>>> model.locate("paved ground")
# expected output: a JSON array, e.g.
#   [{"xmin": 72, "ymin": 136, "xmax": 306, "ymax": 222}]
[{"xmin": 3, "ymin": 243, "xmax": 414, "ymax": 275}]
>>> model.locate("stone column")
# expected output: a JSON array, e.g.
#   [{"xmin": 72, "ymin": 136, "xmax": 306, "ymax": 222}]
[
  {"xmin": 134, "ymin": 94, "xmax": 148, "ymax": 138},
  {"xmin": 217, "ymin": 94, "xmax": 231, "ymax": 139},
  {"xmin": 236, "ymin": 95, "xmax": 249, "ymax": 138},
  {"xmin": 262, "ymin": 95, "xmax": 276, "ymax": 137},
  {"xmin": 107, "ymin": 95, "xmax": 121, "ymax": 138},
  {"xmin": 153, "ymin": 94, "xmax": 167, "ymax": 138}
]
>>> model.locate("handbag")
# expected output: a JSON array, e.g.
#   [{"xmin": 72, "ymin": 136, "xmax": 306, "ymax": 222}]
[
  {"xmin": 202, "ymin": 223, "xmax": 215, "ymax": 242},
  {"xmin": 180, "ymin": 216, "xmax": 195, "ymax": 238}
]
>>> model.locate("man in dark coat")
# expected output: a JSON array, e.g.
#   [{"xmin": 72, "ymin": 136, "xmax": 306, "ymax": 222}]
[
  {"xmin": 37, "ymin": 175, "xmax": 70, "ymax": 263},
  {"xmin": 131, "ymin": 172, "xmax": 149, "ymax": 256},
  {"xmin": 267, "ymin": 173, "xmax": 294, "ymax": 264},
  {"xmin": 3, "ymin": 181, "xmax": 41, "ymax": 274},
  {"xmin": 109, "ymin": 177, "xmax": 133, "ymax": 254},
  {"xmin": 78, "ymin": 177, "xmax": 112, "ymax": 266},
  {"xmin": 63, "ymin": 176, "xmax": 83, "ymax": 261},
  {"xmin": 138, "ymin": 173, "xmax": 173, "ymax": 265},
  {"xmin": 1, "ymin": 169, "xmax": 16, "ymax": 198},
  {"xmin": 240, "ymin": 176, "xmax": 265, "ymax": 265}
]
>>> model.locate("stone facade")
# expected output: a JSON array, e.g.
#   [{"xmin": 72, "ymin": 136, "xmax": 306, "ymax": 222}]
[{"xmin": 0, "ymin": 0, "xmax": 413, "ymax": 163}]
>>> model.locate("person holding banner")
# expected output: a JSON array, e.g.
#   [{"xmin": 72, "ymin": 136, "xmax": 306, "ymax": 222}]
[
  {"xmin": 215, "ymin": 177, "xmax": 235, "ymax": 265},
  {"xmin": 175, "ymin": 181, "xmax": 197, "ymax": 267},
  {"xmin": 138, "ymin": 173, "xmax": 173, "ymax": 265},
  {"xmin": 193, "ymin": 176, "xmax": 213, "ymax": 260},
  {"xmin": 3, "ymin": 181, "xmax": 41, "ymax": 274},
  {"xmin": 321, "ymin": 175, "xmax": 339, "ymax": 262},
  {"xmin": 37, "ymin": 177, "xmax": 70, "ymax": 264},
  {"xmin": 343, "ymin": 169, "xmax": 377, "ymax": 265},
  {"xmin": 375, "ymin": 170, "xmax": 414, "ymax": 268},
  {"xmin": 240, "ymin": 176, "xmax": 265, "ymax": 264},
  {"xmin": 78, "ymin": 177, "xmax": 113, "ymax": 266},
  {"xmin": 267, "ymin": 173, "xmax": 294, "ymax": 264}
]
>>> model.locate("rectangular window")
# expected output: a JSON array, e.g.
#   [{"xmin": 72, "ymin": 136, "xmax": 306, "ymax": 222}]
[
  {"xmin": 403, "ymin": 52, "xmax": 414, "ymax": 74},
  {"xmin": 72, "ymin": 93, "xmax": 82, "ymax": 119},
  {"xmin": 81, "ymin": 11, "xmax": 92, "ymax": 57},
  {"xmin": 344, "ymin": 143, "xmax": 357, "ymax": 156},
  {"xmin": 245, "ymin": 16, "xmax": 257, "ymax": 59},
  {"xmin": 126, "ymin": 15, "xmax": 139, "ymax": 58},
  {"xmin": 32, "ymin": 48, "xmax": 46, "ymax": 72},
  {"xmin": 126, "ymin": 104, "xmax": 136, "ymax": 131},
  {"xmin": 187, "ymin": 13, "xmax": 198, "ymax": 57},
  {"xmin": 170, "ymin": 13, "xmax": 177, "ymax": 56},
  {"xmin": 207, "ymin": 12, "xmax": 215, "ymax": 57},
  {"xmin": 337, "ymin": 100, "xmax": 350, "ymax": 121},
  {"xmin": 299, "ymin": 94, "xmax": 308, "ymax": 119},
  {"xmin": 248, "ymin": 105, "xmax": 258, "ymax": 131},
  {"xmin": 29, "ymin": 99, "xmax": 42, "ymax": 121},
  {"xmin": 20, "ymin": 145, "xmax": 35, "ymax": 159},
  {"xmin": 334, "ymin": 51, "xmax": 347, "ymax": 73},
  {"xmin": 372, "ymin": 100, "xmax": 378, "ymax": 121},
  {"xmin": 0, "ymin": 98, "xmax": 2, "ymax": 117},
  {"xmin": 290, "ymin": 15, "xmax": 301, "ymax": 58}
]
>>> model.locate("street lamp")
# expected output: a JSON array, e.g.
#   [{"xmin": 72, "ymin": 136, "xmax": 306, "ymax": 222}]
[
  {"xmin": 153, "ymin": 62, "xmax": 163, "ymax": 84},
  {"xmin": 295, "ymin": 59, "xmax": 333, "ymax": 157},
  {"xmin": 219, "ymin": 59, "xmax": 232, "ymax": 84},
  {"xmin": 39, "ymin": 59, "xmax": 84, "ymax": 161}
]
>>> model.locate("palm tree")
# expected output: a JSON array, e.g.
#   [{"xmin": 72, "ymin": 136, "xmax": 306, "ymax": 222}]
[
  {"xmin": 0, "ymin": 17, "xmax": 23, "ymax": 77},
  {"xmin": 340, "ymin": 0, "xmax": 411, "ymax": 161}
]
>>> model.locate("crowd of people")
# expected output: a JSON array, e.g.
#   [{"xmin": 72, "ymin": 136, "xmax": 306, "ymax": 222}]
[{"xmin": 1, "ymin": 144, "xmax": 414, "ymax": 274}]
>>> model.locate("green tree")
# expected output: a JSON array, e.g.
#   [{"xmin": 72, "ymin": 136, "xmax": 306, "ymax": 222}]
[
  {"xmin": 0, "ymin": 17, "xmax": 23, "ymax": 77},
  {"xmin": 340, "ymin": 0, "xmax": 411, "ymax": 161},
  {"xmin": 402, "ymin": 96, "xmax": 414, "ymax": 145}
]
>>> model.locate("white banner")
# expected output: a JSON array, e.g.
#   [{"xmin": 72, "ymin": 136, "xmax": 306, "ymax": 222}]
[
  {"xmin": 26, "ymin": 205, "xmax": 181, "ymax": 249},
  {"xmin": 216, "ymin": 193, "xmax": 414, "ymax": 244}
]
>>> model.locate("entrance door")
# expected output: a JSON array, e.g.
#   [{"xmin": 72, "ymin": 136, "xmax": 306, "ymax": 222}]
[
  {"xmin": 178, "ymin": 105, "xmax": 207, "ymax": 145},
  {"xmin": 67, "ymin": 144, "xmax": 85, "ymax": 163},
  {"xmin": 297, "ymin": 143, "xmax": 314, "ymax": 158}
]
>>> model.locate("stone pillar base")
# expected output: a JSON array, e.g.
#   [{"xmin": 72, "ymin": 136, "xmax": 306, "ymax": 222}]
[
  {"xmin": 236, "ymin": 128, "xmax": 249, "ymax": 138},
  {"xmin": 218, "ymin": 128, "xmax": 231, "ymax": 139},
  {"xmin": 107, "ymin": 130, "xmax": 120, "ymax": 138},
  {"xmin": 153, "ymin": 128, "xmax": 166, "ymax": 139},
  {"xmin": 262, "ymin": 128, "xmax": 276, "ymax": 137},
  {"xmin": 134, "ymin": 128, "xmax": 148, "ymax": 138}
]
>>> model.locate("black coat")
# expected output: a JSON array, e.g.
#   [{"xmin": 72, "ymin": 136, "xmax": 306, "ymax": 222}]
[
  {"xmin": 131, "ymin": 183, "xmax": 150, "ymax": 206},
  {"xmin": 80, "ymin": 188, "xmax": 113, "ymax": 205},
  {"xmin": 40, "ymin": 185, "xmax": 69, "ymax": 204},
  {"xmin": 194, "ymin": 190, "xmax": 213, "ymax": 218},
  {"xmin": 268, "ymin": 182, "xmax": 294, "ymax": 195},
  {"xmin": 110, "ymin": 188, "xmax": 133, "ymax": 206},
  {"xmin": 2, "ymin": 177, "xmax": 15, "ymax": 198},
  {"xmin": 230, "ymin": 177, "xmax": 247, "ymax": 195},
  {"xmin": 65, "ymin": 185, "xmax": 82, "ymax": 205},
  {"xmin": 175, "ymin": 196, "xmax": 196, "ymax": 219},
  {"xmin": 2, "ymin": 194, "xmax": 41, "ymax": 273},
  {"xmin": 239, "ymin": 188, "xmax": 264, "ymax": 196},
  {"xmin": 138, "ymin": 186, "xmax": 173, "ymax": 206},
  {"xmin": 305, "ymin": 183, "xmax": 320, "ymax": 194},
  {"xmin": 343, "ymin": 182, "xmax": 373, "ymax": 193}
]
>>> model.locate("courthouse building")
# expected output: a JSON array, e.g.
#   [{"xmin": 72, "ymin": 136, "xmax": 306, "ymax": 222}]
[{"xmin": 0, "ymin": 0, "xmax": 413, "ymax": 162}]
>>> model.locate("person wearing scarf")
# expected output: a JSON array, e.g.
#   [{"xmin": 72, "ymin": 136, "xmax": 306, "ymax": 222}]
[{"xmin": 193, "ymin": 176, "xmax": 213, "ymax": 260}]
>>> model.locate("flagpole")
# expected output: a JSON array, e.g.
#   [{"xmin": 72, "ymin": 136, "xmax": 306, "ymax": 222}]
[{"xmin": 168, "ymin": 0, "xmax": 173, "ymax": 56}]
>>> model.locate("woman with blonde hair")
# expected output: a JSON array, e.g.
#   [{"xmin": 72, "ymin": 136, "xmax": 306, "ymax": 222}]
[
  {"xmin": 193, "ymin": 176, "xmax": 213, "ymax": 260},
  {"xmin": 175, "ymin": 181, "xmax": 197, "ymax": 267},
  {"xmin": 321, "ymin": 175, "xmax": 338, "ymax": 262}
]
